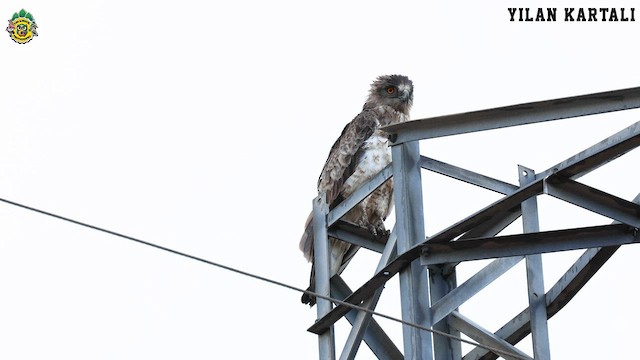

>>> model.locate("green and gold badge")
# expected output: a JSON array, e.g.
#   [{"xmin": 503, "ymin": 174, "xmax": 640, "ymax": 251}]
[{"xmin": 6, "ymin": 9, "xmax": 38, "ymax": 44}]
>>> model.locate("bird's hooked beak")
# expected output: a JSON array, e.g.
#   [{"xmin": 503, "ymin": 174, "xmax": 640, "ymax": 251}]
[{"xmin": 400, "ymin": 89, "xmax": 411, "ymax": 102}]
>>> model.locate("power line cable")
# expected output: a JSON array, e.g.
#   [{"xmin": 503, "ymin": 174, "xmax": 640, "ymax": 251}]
[{"xmin": 0, "ymin": 197, "xmax": 530, "ymax": 360}]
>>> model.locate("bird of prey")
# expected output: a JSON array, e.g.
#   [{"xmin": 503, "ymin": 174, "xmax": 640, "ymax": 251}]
[{"xmin": 299, "ymin": 74, "xmax": 413, "ymax": 306}]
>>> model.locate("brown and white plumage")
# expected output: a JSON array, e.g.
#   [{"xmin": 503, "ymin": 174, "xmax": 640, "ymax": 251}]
[{"xmin": 299, "ymin": 75, "xmax": 413, "ymax": 306}]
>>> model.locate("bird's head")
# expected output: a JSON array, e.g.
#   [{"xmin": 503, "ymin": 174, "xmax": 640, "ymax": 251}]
[{"xmin": 367, "ymin": 74, "xmax": 413, "ymax": 115}]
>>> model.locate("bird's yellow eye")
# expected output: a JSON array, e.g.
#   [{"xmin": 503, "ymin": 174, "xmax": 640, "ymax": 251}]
[{"xmin": 386, "ymin": 87, "xmax": 396, "ymax": 94}]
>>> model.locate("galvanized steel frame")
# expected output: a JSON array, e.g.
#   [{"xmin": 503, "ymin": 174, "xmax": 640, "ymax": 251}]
[{"xmin": 308, "ymin": 86, "xmax": 640, "ymax": 359}]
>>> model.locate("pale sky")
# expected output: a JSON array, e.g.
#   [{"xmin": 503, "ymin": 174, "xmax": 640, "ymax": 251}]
[{"xmin": 2, "ymin": 1, "xmax": 640, "ymax": 359}]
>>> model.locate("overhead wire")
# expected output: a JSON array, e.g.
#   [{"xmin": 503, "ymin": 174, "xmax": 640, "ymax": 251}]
[{"xmin": 0, "ymin": 196, "xmax": 530, "ymax": 360}]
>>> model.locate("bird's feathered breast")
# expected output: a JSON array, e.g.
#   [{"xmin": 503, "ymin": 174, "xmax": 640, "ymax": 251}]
[{"xmin": 317, "ymin": 105, "xmax": 408, "ymax": 208}]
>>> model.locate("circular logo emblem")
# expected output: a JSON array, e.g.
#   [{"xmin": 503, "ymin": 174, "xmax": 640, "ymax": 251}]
[{"xmin": 6, "ymin": 9, "xmax": 37, "ymax": 44}]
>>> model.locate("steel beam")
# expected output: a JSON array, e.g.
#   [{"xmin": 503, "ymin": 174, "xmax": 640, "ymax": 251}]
[
  {"xmin": 430, "ymin": 256, "xmax": 523, "ymax": 324},
  {"xmin": 393, "ymin": 141, "xmax": 433, "ymax": 360},
  {"xmin": 457, "ymin": 210, "xmax": 522, "ymax": 241},
  {"xmin": 427, "ymin": 178, "xmax": 543, "ymax": 244},
  {"xmin": 313, "ymin": 195, "xmax": 336, "ymax": 359},
  {"xmin": 449, "ymin": 312, "xmax": 532, "ymax": 360},
  {"xmin": 331, "ymin": 276, "xmax": 403, "ymax": 360},
  {"xmin": 307, "ymin": 246, "xmax": 422, "ymax": 334},
  {"xmin": 421, "ymin": 158, "xmax": 468, "ymax": 359},
  {"xmin": 420, "ymin": 156, "xmax": 519, "ymax": 195},
  {"xmin": 519, "ymin": 166, "xmax": 550, "ymax": 360},
  {"xmin": 544, "ymin": 176, "xmax": 640, "ymax": 228},
  {"xmin": 340, "ymin": 228, "xmax": 398, "ymax": 360},
  {"xmin": 430, "ymin": 265, "xmax": 461, "ymax": 360},
  {"xmin": 328, "ymin": 220, "xmax": 387, "ymax": 254},
  {"xmin": 383, "ymin": 87, "xmax": 640, "ymax": 144},
  {"xmin": 421, "ymin": 224, "xmax": 638, "ymax": 265},
  {"xmin": 536, "ymin": 120, "xmax": 640, "ymax": 180}
]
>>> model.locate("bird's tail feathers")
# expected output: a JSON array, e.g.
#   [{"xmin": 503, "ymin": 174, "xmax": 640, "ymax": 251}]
[
  {"xmin": 299, "ymin": 212, "xmax": 314, "ymax": 262},
  {"xmin": 300, "ymin": 212, "xmax": 316, "ymax": 305},
  {"xmin": 299, "ymin": 212, "xmax": 362, "ymax": 306},
  {"xmin": 301, "ymin": 240, "xmax": 359, "ymax": 307},
  {"xmin": 301, "ymin": 264, "xmax": 316, "ymax": 306}
]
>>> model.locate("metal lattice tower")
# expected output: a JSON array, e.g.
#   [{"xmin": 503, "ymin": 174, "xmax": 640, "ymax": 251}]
[{"xmin": 306, "ymin": 86, "xmax": 640, "ymax": 360}]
